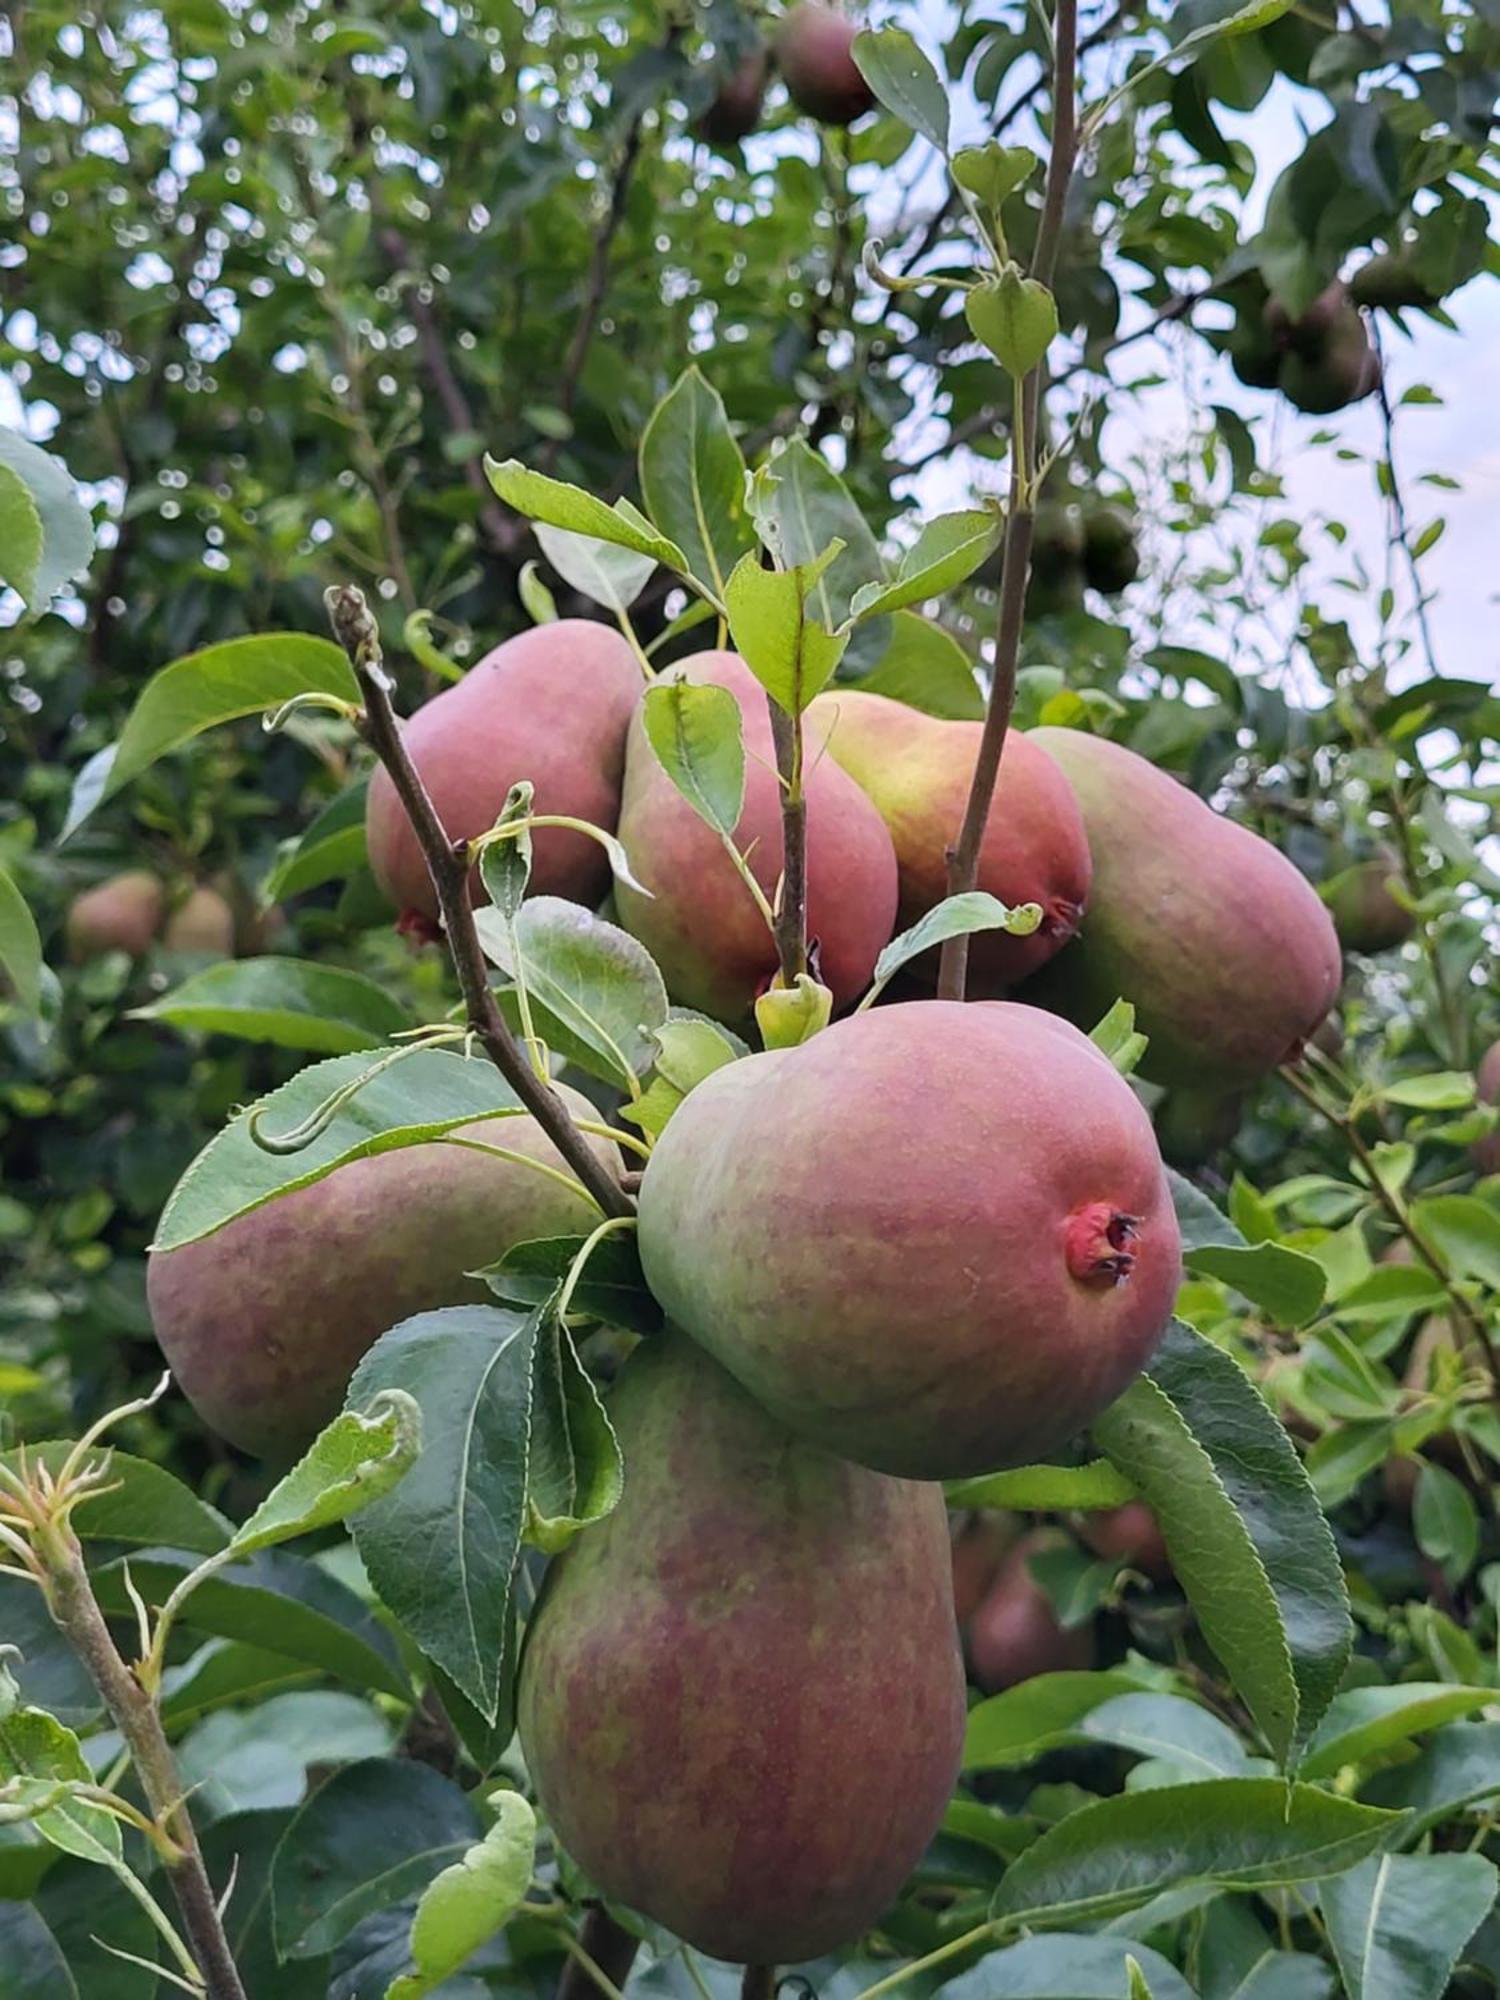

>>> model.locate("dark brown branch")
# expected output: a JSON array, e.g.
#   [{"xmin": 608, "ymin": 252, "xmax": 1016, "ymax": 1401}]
[
  {"xmin": 557, "ymin": 1906, "xmax": 640, "ymax": 2000},
  {"xmin": 45, "ymin": 1548, "xmax": 248, "ymax": 1999},
  {"xmin": 768, "ymin": 702, "xmax": 808, "ymax": 987},
  {"xmin": 325, "ymin": 585, "xmax": 632, "ymax": 1220},
  {"xmin": 937, "ymin": 0, "xmax": 1080, "ymax": 1001}
]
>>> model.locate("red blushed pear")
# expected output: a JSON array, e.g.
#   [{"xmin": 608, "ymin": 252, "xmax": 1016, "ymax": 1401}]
[
  {"xmin": 518, "ymin": 1333, "xmax": 965, "ymax": 1965},
  {"xmin": 806, "ymin": 688, "xmax": 1091, "ymax": 990},
  {"xmin": 1077, "ymin": 1501, "xmax": 1172, "ymax": 1583},
  {"xmin": 775, "ymin": 4, "xmax": 875, "ymax": 126},
  {"xmin": 1027, "ymin": 727, "xmax": 1342, "ymax": 1091},
  {"xmin": 613, "ymin": 652, "xmax": 899, "ymax": 1024},
  {"xmin": 147, "ymin": 1091, "xmax": 612, "ymax": 1459},
  {"xmin": 966, "ymin": 1530, "xmax": 1095, "ymax": 1693},
  {"xmin": 1473, "ymin": 1039, "xmax": 1500, "ymax": 1177},
  {"xmin": 365, "ymin": 621, "xmax": 642, "ymax": 924},
  {"xmin": 637, "ymin": 1000, "xmax": 1181, "ymax": 1480},
  {"xmin": 65, "ymin": 870, "xmax": 165, "ymax": 961}
]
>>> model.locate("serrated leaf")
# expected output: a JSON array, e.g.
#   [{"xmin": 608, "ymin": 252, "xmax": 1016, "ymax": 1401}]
[
  {"xmin": 751, "ymin": 439, "xmax": 884, "ymax": 629},
  {"xmin": 1183, "ymin": 1241, "xmax": 1327, "ymax": 1326},
  {"xmin": 966, "ymin": 271, "xmax": 1058, "ymax": 376},
  {"xmin": 534, "ymin": 523, "xmax": 655, "ymax": 614},
  {"xmin": 477, "ymin": 1233, "xmax": 662, "ymax": 1335},
  {"xmin": 1321, "ymin": 1851, "xmax": 1498, "ymax": 2000},
  {"xmin": 849, "ymin": 510, "xmax": 1002, "ymax": 619},
  {"xmin": 483, "ymin": 459, "xmax": 687, "ymax": 574},
  {"xmin": 227, "ymin": 1391, "xmax": 421, "ymax": 1555},
  {"xmin": 133, "ymin": 956, "xmax": 413, "ymax": 1054},
  {"xmin": 477, "ymin": 782, "xmax": 534, "ymax": 923},
  {"xmin": 348, "ymin": 1306, "xmax": 534, "ymax": 1721},
  {"xmin": 621, "ymin": 1014, "xmax": 744, "ymax": 1140},
  {"xmin": 849, "ymin": 610, "xmax": 984, "ymax": 718},
  {"xmin": 638, "ymin": 366, "xmax": 757, "ymax": 605},
  {"xmin": 1092, "ymin": 1320, "xmax": 1351, "ymax": 1764},
  {"xmin": 724, "ymin": 544, "xmax": 848, "ymax": 714},
  {"xmin": 964, "ymin": 1671, "xmax": 1154, "ymax": 1770},
  {"xmin": 0, "ymin": 862, "xmax": 42, "ymax": 1017},
  {"xmin": 152, "ymin": 1048, "xmax": 527, "ymax": 1251},
  {"xmin": 0, "ymin": 461, "xmax": 43, "ymax": 605},
  {"xmin": 865, "ymin": 891, "xmax": 1041, "ymax": 1001},
  {"xmin": 523, "ymin": 1306, "xmax": 623, "ymax": 1554},
  {"xmin": 851, "ymin": 27, "xmax": 950, "ymax": 151},
  {"xmin": 0, "ymin": 428, "xmax": 94, "ymax": 611},
  {"xmin": 0, "ymin": 1708, "xmax": 120, "ymax": 1867},
  {"xmin": 991, "ymin": 1779, "xmax": 1396, "ymax": 1929},
  {"xmin": 641, "ymin": 678, "xmax": 745, "ymax": 836},
  {"xmin": 262, "ymin": 779, "xmax": 369, "ymax": 901},
  {"xmin": 0, "ymin": 1445, "xmax": 229, "ymax": 1554},
  {"xmin": 386, "ymin": 1793, "xmax": 537, "ymax": 1999},
  {"xmin": 1300, "ymin": 1683, "xmax": 1496, "ymax": 1781}
]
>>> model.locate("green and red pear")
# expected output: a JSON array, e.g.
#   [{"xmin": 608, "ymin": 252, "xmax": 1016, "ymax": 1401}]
[
  {"xmin": 366, "ymin": 620, "xmax": 641, "ymax": 924},
  {"xmin": 950, "ymin": 1511, "xmax": 1020, "ymax": 1626},
  {"xmin": 966, "ymin": 1530, "xmax": 1095, "ymax": 1692},
  {"xmin": 147, "ymin": 1092, "xmax": 612, "ymax": 1458},
  {"xmin": 518, "ymin": 1333, "xmax": 964, "ymax": 1964},
  {"xmin": 1323, "ymin": 846, "xmax": 1415, "ymax": 955},
  {"xmin": 1473, "ymin": 1039, "xmax": 1500, "ymax": 1177},
  {"xmin": 805, "ymin": 688, "xmax": 1091, "ymax": 990},
  {"xmin": 1077, "ymin": 1501, "xmax": 1172, "ymax": 1583},
  {"xmin": 162, "ymin": 883, "xmax": 237, "ymax": 958},
  {"xmin": 614, "ymin": 651, "xmax": 899, "ymax": 1023},
  {"xmin": 637, "ymin": 1000, "xmax": 1181, "ymax": 1479},
  {"xmin": 775, "ymin": 4, "xmax": 874, "ymax": 126},
  {"xmin": 1026, "ymin": 727, "xmax": 1342, "ymax": 1091},
  {"xmin": 698, "ymin": 46, "xmax": 770, "ymax": 144},
  {"xmin": 65, "ymin": 870, "xmax": 165, "ymax": 961}
]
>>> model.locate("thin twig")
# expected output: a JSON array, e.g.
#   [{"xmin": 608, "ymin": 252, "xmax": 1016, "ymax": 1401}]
[
  {"xmin": 936, "ymin": 0, "xmax": 1080, "ymax": 1001},
  {"xmin": 556, "ymin": 1907, "xmax": 640, "ymax": 2000},
  {"xmin": 768, "ymin": 702, "xmax": 808, "ymax": 986},
  {"xmin": 325, "ymin": 585, "xmax": 632, "ymax": 1219},
  {"xmin": 1373, "ymin": 322, "xmax": 1441, "ymax": 680}
]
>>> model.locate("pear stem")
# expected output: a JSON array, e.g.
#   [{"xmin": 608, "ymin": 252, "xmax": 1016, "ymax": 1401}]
[
  {"xmin": 769, "ymin": 700, "xmax": 809, "ymax": 988},
  {"xmin": 325, "ymin": 585, "xmax": 632, "ymax": 1221},
  {"xmin": 937, "ymin": 0, "xmax": 1079, "ymax": 1003},
  {"xmin": 742, "ymin": 1967, "xmax": 777, "ymax": 2000},
  {"xmin": 557, "ymin": 1907, "xmax": 640, "ymax": 2000}
]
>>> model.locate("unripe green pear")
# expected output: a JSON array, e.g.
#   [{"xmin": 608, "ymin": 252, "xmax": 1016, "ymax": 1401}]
[
  {"xmin": 637, "ymin": 1000, "xmax": 1181, "ymax": 1479},
  {"xmin": 1472, "ymin": 1039, "xmax": 1500, "ymax": 1177},
  {"xmin": 775, "ymin": 4, "xmax": 874, "ymax": 126},
  {"xmin": 966, "ymin": 1530, "xmax": 1095, "ymax": 1693},
  {"xmin": 1153, "ymin": 1085, "xmax": 1243, "ymax": 1170},
  {"xmin": 1026, "ymin": 728, "xmax": 1342, "ymax": 1090},
  {"xmin": 519, "ymin": 1334, "xmax": 965, "ymax": 1965},
  {"xmin": 614, "ymin": 652, "xmax": 899, "ymax": 1023},
  {"xmin": 1322, "ymin": 846, "xmax": 1414, "ymax": 955},
  {"xmin": 805, "ymin": 688, "xmax": 1091, "ymax": 990},
  {"xmin": 1227, "ymin": 316, "xmax": 1282, "ymax": 390},
  {"xmin": 1081, "ymin": 504, "xmax": 1140, "ymax": 596},
  {"xmin": 162, "ymin": 884, "xmax": 237, "ymax": 958},
  {"xmin": 366, "ymin": 621, "xmax": 641, "ymax": 923},
  {"xmin": 65, "ymin": 871, "xmax": 165, "ymax": 961},
  {"xmin": 1265, "ymin": 280, "xmax": 1348, "ymax": 357},
  {"xmin": 697, "ymin": 46, "xmax": 769, "ymax": 144},
  {"xmin": 147, "ymin": 1092, "xmax": 612, "ymax": 1457},
  {"xmin": 1350, "ymin": 252, "xmax": 1437, "ymax": 313}
]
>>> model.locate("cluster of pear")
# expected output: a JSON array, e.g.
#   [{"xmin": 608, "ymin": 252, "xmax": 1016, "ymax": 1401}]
[
  {"xmin": 149, "ymin": 616, "xmax": 1355, "ymax": 1963},
  {"xmin": 65, "ymin": 871, "xmax": 244, "ymax": 964},
  {"xmin": 1023, "ymin": 494, "xmax": 1141, "ymax": 618},
  {"xmin": 1227, "ymin": 277, "xmax": 1382, "ymax": 416},
  {"xmin": 697, "ymin": 3, "xmax": 873, "ymax": 147}
]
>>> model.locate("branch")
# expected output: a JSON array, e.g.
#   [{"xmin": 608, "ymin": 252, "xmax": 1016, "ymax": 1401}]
[
  {"xmin": 45, "ymin": 1546, "xmax": 247, "ymax": 1999},
  {"xmin": 937, "ymin": 0, "xmax": 1080, "ymax": 1001},
  {"xmin": 556, "ymin": 1907, "xmax": 640, "ymax": 2000},
  {"xmin": 768, "ymin": 702, "xmax": 808, "ymax": 987},
  {"xmin": 325, "ymin": 585, "xmax": 633, "ymax": 1220}
]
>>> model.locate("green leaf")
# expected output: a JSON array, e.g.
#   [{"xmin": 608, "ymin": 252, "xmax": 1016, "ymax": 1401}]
[
  {"xmin": 479, "ymin": 894, "xmax": 668, "ymax": 1092},
  {"xmin": 849, "ymin": 610, "xmax": 983, "ymax": 719},
  {"xmin": 945, "ymin": 1460, "xmax": 1138, "ymax": 1512},
  {"xmin": 1321, "ymin": 1852, "xmax": 1498, "ymax": 2000},
  {"xmin": 478, "ymin": 1233, "xmax": 662, "ymax": 1335},
  {"xmin": 641, "ymin": 678, "xmax": 746, "ymax": 836},
  {"xmin": 387, "ymin": 1792, "xmax": 537, "ymax": 1999},
  {"xmin": 849, "ymin": 510, "xmax": 1002, "ymax": 620},
  {"xmin": 92, "ymin": 1549, "xmax": 410, "ymax": 1699},
  {"xmin": 1299, "ymin": 1683, "xmax": 1496, "ymax": 1781},
  {"xmin": 524, "ymin": 1303, "xmax": 624, "ymax": 1553},
  {"xmin": 152, "ymin": 1047, "xmax": 526, "ymax": 1251},
  {"xmin": 621, "ymin": 1014, "xmax": 745, "ymax": 1140},
  {"xmin": 271, "ymin": 1759, "xmax": 482, "ymax": 1960},
  {"xmin": 159, "ymin": 1641, "xmax": 321, "ymax": 1731},
  {"xmin": 1183, "ymin": 1241, "xmax": 1327, "ymax": 1326},
  {"xmin": 941, "ymin": 1935, "xmax": 1195, "ymax": 1999},
  {"xmin": 1362, "ymin": 1720, "xmax": 1500, "ymax": 1832},
  {"xmin": 951, "ymin": 143, "xmax": 1038, "ymax": 210},
  {"xmin": 1166, "ymin": 1168, "xmax": 1242, "ymax": 1251},
  {"xmin": 348, "ymin": 1306, "xmax": 533, "ymax": 1721},
  {"xmin": 750, "ymin": 439, "xmax": 884, "ymax": 629},
  {"xmin": 966, "ymin": 271, "xmax": 1059, "ymax": 377},
  {"xmin": 964, "ymin": 1671, "xmax": 1153, "ymax": 1770},
  {"xmin": 991, "ymin": 1779, "xmax": 1397, "ymax": 1930},
  {"xmin": 0, "ymin": 862, "xmax": 42, "ymax": 1016},
  {"xmin": 484, "ymin": 459, "xmax": 687, "ymax": 575},
  {"xmin": 262, "ymin": 780, "xmax": 369, "ymax": 902},
  {"xmin": 0, "ymin": 1708, "xmax": 120, "ymax": 1868},
  {"xmin": 864, "ymin": 891, "xmax": 1042, "ymax": 1002},
  {"xmin": 190, "ymin": 1807, "xmax": 331, "ymax": 1998},
  {"xmin": 1380, "ymin": 1072, "xmax": 1475, "ymax": 1111},
  {"xmin": 1080, "ymin": 1693, "xmax": 1250, "ymax": 1778},
  {"xmin": 534, "ymin": 522, "xmax": 656, "ymax": 614},
  {"xmin": 175, "ymin": 1691, "xmax": 394, "ymax": 1821},
  {"xmin": 1407, "ymin": 1194, "xmax": 1500, "ymax": 1290},
  {"xmin": 0, "ymin": 1444, "xmax": 229, "ymax": 1554},
  {"xmin": 227, "ymin": 1391, "xmax": 421, "ymax": 1555},
  {"xmin": 133, "ymin": 956, "xmax": 414, "ymax": 1054},
  {"xmin": 638, "ymin": 366, "xmax": 757, "ymax": 605},
  {"xmin": 0, "ymin": 462, "xmax": 43, "ymax": 605},
  {"xmin": 724, "ymin": 544, "xmax": 848, "ymax": 714},
  {"xmin": 78, "ymin": 635, "xmax": 359, "ymax": 831},
  {"xmin": 1413, "ymin": 1461, "xmax": 1480, "ymax": 1582},
  {"xmin": 1092, "ymin": 1320, "xmax": 1351, "ymax": 1764},
  {"xmin": 851, "ymin": 27, "xmax": 950, "ymax": 152},
  {"xmin": 518, "ymin": 560, "xmax": 559, "ymax": 626},
  {"xmin": 0, "ymin": 428, "xmax": 94, "ymax": 611},
  {"xmin": 1089, "ymin": 998, "xmax": 1149, "ymax": 1077}
]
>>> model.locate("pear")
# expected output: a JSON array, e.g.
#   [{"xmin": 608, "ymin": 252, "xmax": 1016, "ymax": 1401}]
[
  {"xmin": 518, "ymin": 1334, "xmax": 964, "ymax": 1964},
  {"xmin": 1026, "ymin": 728, "xmax": 1341, "ymax": 1090},
  {"xmin": 1322, "ymin": 847, "xmax": 1414, "ymax": 955},
  {"xmin": 65, "ymin": 871, "xmax": 165, "ymax": 961},
  {"xmin": 966, "ymin": 1530, "xmax": 1095, "ymax": 1693},
  {"xmin": 806, "ymin": 689, "xmax": 1091, "ymax": 989},
  {"xmin": 775, "ymin": 4, "xmax": 875, "ymax": 126}
]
